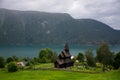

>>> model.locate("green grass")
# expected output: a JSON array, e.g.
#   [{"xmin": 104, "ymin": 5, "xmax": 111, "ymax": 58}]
[
  {"xmin": 35, "ymin": 63, "xmax": 54, "ymax": 68},
  {"xmin": 0, "ymin": 69, "xmax": 120, "ymax": 80},
  {"xmin": 0, "ymin": 63, "xmax": 120, "ymax": 80}
]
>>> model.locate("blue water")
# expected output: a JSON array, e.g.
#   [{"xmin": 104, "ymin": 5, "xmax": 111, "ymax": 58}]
[{"xmin": 0, "ymin": 44, "xmax": 120, "ymax": 58}]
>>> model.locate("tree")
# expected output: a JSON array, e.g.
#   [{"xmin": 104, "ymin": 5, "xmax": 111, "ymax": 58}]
[
  {"xmin": 12, "ymin": 55, "xmax": 19, "ymax": 61},
  {"xmin": 7, "ymin": 62, "xmax": 18, "ymax": 72},
  {"xmin": 113, "ymin": 52, "xmax": 120, "ymax": 69},
  {"xmin": 85, "ymin": 50, "xmax": 96, "ymax": 67},
  {"xmin": 39, "ymin": 49, "xmax": 48, "ymax": 63},
  {"xmin": 46, "ymin": 48, "xmax": 53, "ymax": 60},
  {"xmin": 39, "ymin": 49, "xmax": 48, "ymax": 59},
  {"xmin": 32, "ymin": 57, "xmax": 39, "ymax": 64},
  {"xmin": 6, "ymin": 57, "xmax": 14, "ymax": 63},
  {"xmin": 96, "ymin": 42, "xmax": 113, "ymax": 71},
  {"xmin": 51, "ymin": 52, "xmax": 58, "ymax": 62},
  {"xmin": 41, "ymin": 57, "xmax": 47, "ymax": 63},
  {"xmin": 0, "ymin": 56, "xmax": 5, "ymax": 68},
  {"xmin": 77, "ymin": 52, "xmax": 84, "ymax": 62},
  {"xmin": 23, "ymin": 56, "xmax": 30, "ymax": 62},
  {"xmin": 39, "ymin": 48, "xmax": 58, "ymax": 63}
]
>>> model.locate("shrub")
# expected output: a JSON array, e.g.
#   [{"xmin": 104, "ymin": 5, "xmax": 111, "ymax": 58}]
[
  {"xmin": 26, "ymin": 61, "xmax": 32, "ymax": 66},
  {"xmin": 113, "ymin": 52, "xmax": 120, "ymax": 69},
  {"xmin": 0, "ymin": 56, "xmax": 5, "ymax": 68},
  {"xmin": 7, "ymin": 62, "xmax": 18, "ymax": 72},
  {"xmin": 27, "ymin": 64, "xmax": 34, "ymax": 70}
]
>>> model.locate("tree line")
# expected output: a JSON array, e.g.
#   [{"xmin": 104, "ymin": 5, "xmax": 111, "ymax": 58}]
[
  {"xmin": 0, "ymin": 48, "xmax": 58, "ymax": 72},
  {"xmin": 0, "ymin": 42, "xmax": 120, "ymax": 72},
  {"xmin": 76, "ymin": 42, "xmax": 120, "ymax": 71}
]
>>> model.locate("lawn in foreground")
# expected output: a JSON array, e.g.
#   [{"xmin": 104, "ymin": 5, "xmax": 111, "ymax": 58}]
[{"xmin": 0, "ymin": 69, "xmax": 120, "ymax": 80}]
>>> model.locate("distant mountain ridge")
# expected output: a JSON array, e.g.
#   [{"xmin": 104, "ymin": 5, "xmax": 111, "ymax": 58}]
[{"xmin": 0, "ymin": 8, "xmax": 120, "ymax": 45}]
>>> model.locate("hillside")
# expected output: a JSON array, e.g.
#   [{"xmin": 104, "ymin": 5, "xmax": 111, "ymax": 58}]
[{"xmin": 0, "ymin": 8, "xmax": 120, "ymax": 45}]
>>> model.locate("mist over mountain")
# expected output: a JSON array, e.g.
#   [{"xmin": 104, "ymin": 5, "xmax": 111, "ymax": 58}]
[{"xmin": 0, "ymin": 8, "xmax": 120, "ymax": 45}]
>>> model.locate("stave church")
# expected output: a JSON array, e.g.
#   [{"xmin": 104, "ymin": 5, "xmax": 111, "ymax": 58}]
[{"xmin": 54, "ymin": 43, "xmax": 74, "ymax": 68}]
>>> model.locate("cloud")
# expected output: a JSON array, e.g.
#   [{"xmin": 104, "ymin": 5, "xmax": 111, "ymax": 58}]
[
  {"xmin": 0, "ymin": 0, "xmax": 120, "ymax": 29},
  {"xmin": 0, "ymin": 0, "xmax": 73, "ymax": 12},
  {"xmin": 66, "ymin": 0, "xmax": 120, "ymax": 29}
]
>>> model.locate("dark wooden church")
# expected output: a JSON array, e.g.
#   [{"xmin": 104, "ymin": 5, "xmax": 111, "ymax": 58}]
[{"xmin": 54, "ymin": 43, "xmax": 74, "ymax": 68}]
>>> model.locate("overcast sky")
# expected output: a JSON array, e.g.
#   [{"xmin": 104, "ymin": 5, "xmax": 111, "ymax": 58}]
[{"xmin": 0, "ymin": 0, "xmax": 120, "ymax": 30}]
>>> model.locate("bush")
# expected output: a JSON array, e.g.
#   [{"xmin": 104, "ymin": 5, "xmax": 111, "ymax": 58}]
[
  {"xmin": 27, "ymin": 64, "xmax": 34, "ymax": 70},
  {"xmin": 113, "ymin": 52, "xmax": 120, "ymax": 69},
  {"xmin": 7, "ymin": 62, "xmax": 18, "ymax": 72},
  {"xmin": 25, "ymin": 62, "xmax": 31, "ymax": 66},
  {"xmin": 0, "ymin": 56, "xmax": 5, "ymax": 68}
]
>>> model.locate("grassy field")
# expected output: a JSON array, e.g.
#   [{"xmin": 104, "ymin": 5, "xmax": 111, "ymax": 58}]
[{"xmin": 0, "ymin": 68, "xmax": 120, "ymax": 80}]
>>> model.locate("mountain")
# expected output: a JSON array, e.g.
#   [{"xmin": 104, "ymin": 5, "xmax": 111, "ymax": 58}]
[{"xmin": 0, "ymin": 8, "xmax": 120, "ymax": 45}]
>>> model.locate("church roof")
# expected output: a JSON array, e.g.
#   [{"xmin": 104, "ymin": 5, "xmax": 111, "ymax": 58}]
[{"xmin": 62, "ymin": 50, "xmax": 71, "ymax": 57}]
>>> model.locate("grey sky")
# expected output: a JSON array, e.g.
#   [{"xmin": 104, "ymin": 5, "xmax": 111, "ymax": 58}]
[{"xmin": 0, "ymin": 0, "xmax": 120, "ymax": 30}]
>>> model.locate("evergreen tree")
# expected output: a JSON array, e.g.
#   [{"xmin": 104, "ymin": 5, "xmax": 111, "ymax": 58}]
[
  {"xmin": 85, "ymin": 50, "xmax": 96, "ymax": 67},
  {"xmin": 96, "ymin": 42, "xmax": 113, "ymax": 71},
  {"xmin": 77, "ymin": 52, "xmax": 84, "ymax": 62},
  {"xmin": 113, "ymin": 52, "xmax": 120, "ymax": 69}
]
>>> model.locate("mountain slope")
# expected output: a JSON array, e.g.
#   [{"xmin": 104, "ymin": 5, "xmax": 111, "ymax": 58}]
[{"xmin": 0, "ymin": 8, "xmax": 120, "ymax": 45}]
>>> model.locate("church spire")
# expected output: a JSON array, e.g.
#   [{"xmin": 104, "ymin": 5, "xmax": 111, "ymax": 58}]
[{"xmin": 64, "ymin": 43, "xmax": 69, "ymax": 52}]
